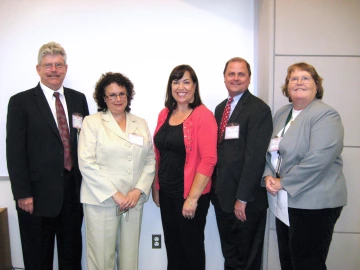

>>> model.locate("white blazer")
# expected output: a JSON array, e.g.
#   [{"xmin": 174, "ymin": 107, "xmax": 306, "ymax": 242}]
[{"xmin": 78, "ymin": 110, "xmax": 155, "ymax": 207}]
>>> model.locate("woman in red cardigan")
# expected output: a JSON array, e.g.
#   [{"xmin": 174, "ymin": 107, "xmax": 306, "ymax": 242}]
[{"xmin": 152, "ymin": 65, "xmax": 217, "ymax": 270}]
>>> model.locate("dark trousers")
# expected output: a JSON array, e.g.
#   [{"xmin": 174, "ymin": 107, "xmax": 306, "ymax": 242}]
[
  {"xmin": 276, "ymin": 207, "xmax": 343, "ymax": 270},
  {"xmin": 211, "ymin": 193, "xmax": 266, "ymax": 270},
  {"xmin": 159, "ymin": 190, "xmax": 210, "ymax": 270},
  {"xmin": 17, "ymin": 170, "xmax": 83, "ymax": 270}
]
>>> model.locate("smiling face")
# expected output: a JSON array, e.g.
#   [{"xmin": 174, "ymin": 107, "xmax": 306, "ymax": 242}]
[
  {"xmin": 287, "ymin": 69, "xmax": 317, "ymax": 110},
  {"xmin": 224, "ymin": 61, "xmax": 251, "ymax": 97},
  {"xmin": 36, "ymin": 54, "xmax": 68, "ymax": 90},
  {"xmin": 171, "ymin": 71, "xmax": 196, "ymax": 106},
  {"xmin": 104, "ymin": 83, "xmax": 128, "ymax": 116}
]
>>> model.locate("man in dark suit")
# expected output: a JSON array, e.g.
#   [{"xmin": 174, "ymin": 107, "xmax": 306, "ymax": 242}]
[
  {"xmin": 6, "ymin": 42, "xmax": 89, "ymax": 270},
  {"xmin": 211, "ymin": 57, "xmax": 273, "ymax": 270}
]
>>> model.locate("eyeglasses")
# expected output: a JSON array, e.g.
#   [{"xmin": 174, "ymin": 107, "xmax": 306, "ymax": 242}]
[
  {"xmin": 42, "ymin": 63, "xmax": 66, "ymax": 70},
  {"xmin": 105, "ymin": 92, "xmax": 128, "ymax": 100},
  {"xmin": 289, "ymin": 76, "xmax": 313, "ymax": 84}
]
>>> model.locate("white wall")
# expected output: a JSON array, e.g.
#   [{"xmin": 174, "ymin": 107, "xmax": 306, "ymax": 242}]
[{"xmin": 0, "ymin": 0, "xmax": 256, "ymax": 269}]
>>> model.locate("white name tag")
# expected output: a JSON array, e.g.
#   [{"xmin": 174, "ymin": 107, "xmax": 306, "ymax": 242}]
[
  {"xmin": 129, "ymin": 133, "xmax": 144, "ymax": 146},
  {"xmin": 224, "ymin": 124, "xmax": 239, "ymax": 140},
  {"xmin": 269, "ymin": 137, "xmax": 282, "ymax": 152},
  {"xmin": 72, "ymin": 113, "xmax": 83, "ymax": 129}
]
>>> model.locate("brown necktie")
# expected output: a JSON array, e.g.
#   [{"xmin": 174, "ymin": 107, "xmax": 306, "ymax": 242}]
[
  {"xmin": 54, "ymin": 92, "xmax": 72, "ymax": 171},
  {"xmin": 218, "ymin": 97, "xmax": 233, "ymax": 145}
]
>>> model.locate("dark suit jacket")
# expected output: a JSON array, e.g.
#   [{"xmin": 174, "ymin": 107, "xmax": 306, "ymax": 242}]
[
  {"xmin": 215, "ymin": 90, "xmax": 273, "ymax": 213},
  {"xmin": 6, "ymin": 83, "xmax": 89, "ymax": 217}
]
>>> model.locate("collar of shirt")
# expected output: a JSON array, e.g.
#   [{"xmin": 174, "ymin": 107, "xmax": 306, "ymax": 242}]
[
  {"xmin": 39, "ymin": 81, "xmax": 70, "ymax": 128},
  {"xmin": 228, "ymin": 92, "xmax": 244, "ymax": 117},
  {"xmin": 40, "ymin": 81, "xmax": 65, "ymax": 102}
]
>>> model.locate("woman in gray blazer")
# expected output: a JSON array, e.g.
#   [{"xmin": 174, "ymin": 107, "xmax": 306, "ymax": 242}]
[
  {"xmin": 78, "ymin": 72, "xmax": 155, "ymax": 270},
  {"xmin": 263, "ymin": 62, "xmax": 347, "ymax": 270}
]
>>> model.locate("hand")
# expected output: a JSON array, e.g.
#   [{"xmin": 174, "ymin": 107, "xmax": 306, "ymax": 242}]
[
  {"xmin": 273, "ymin": 178, "xmax": 283, "ymax": 191},
  {"xmin": 234, "ymin": 200, "xmax": 247, "ymax": 222},
  {"xmin": 182, "ymin": 198, "xmax": 198, "ymax": 219},
  {"xmin": 152, "ymin": 187, "xmax": 160, "ymax": 207},
  {"xmin": 264, "ymin": 176, "xmax": 282, "ymax": 196},
  {"xmin": 112, "ymin": 192, "xmax": 129, "ymax": 210},
  {"xmin": 124, "ymin": 189, "xmax": 142, "ymax": 209},
  {"xmin": 18, "ymin": 197, "xmax": 34, "ymax": 214}
]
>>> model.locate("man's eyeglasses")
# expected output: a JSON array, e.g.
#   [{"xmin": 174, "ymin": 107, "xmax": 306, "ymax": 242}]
[
  {"xmin": 42, "ymin": 63, "xmax": 66, "ymax": 70},
  {"xmin": 289, "ymin": 76, "xmax": 313, "ymax": 84},
  {"xmin": 105, "ymin": 92, "xmax": 128, "ymax": 100}
]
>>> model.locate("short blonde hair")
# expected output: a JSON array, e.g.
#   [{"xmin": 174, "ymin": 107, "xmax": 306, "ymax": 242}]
[{"xmin": 37, "ymin": 42, "xmax": 67, "ymax": 65}]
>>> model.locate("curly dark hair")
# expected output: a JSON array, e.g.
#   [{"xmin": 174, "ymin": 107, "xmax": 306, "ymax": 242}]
[
  {"xmin": 93, "ymin": 72, "xmax": 135, "ymax": 112},
  {"xmin": 164, "ymin": 65, "xmax": 202, "ymax": 110}
]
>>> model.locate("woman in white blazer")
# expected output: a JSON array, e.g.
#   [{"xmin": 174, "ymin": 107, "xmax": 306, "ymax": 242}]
[
  {"xmin": 263, "ymin": 63, "xmax": 347, "ymax": 270},
  {"xmin": 78, "ymin": 72, "xmax": 155, "ymax": 270}
]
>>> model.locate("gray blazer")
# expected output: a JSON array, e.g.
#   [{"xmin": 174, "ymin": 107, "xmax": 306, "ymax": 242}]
[{"xmin": 263, "ymin": 99, "xmax": 347, "ymax": 209}]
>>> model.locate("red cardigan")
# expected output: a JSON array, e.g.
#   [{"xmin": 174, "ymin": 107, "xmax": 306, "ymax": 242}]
[{"xmin": 154, "ymin": 105, "xmax": 218, "ymax": 198}]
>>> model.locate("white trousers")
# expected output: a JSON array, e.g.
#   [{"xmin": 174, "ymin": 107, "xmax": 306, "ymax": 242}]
[{"xmin": 83, "ymin": 203, "xmax": 143, "ymax": 270}]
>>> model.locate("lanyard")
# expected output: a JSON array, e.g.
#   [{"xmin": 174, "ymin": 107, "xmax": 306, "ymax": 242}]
[
  {"xmin": 280, "ymin": 109, "xmax": 293, "ymax": 137},
  {"xmin": 276, "ymin": 108, "xmax": 293, "ymax": 178}
]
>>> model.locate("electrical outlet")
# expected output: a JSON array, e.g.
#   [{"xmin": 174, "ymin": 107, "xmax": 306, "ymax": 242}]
[{"xmin": 152, "ymin": 234, "xmax": 161, "ymax": 249}]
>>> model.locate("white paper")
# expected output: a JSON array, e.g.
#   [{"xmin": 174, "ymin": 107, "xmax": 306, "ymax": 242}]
[
  {"xmin": 269, "ymin": 137, "xmax": 282, "ymax": 152},
  {"xmin": 267, "ymin": 190, "xmax": 289, "ymax": 226},
  {"xmin": 224, "ymin": 125, "xmax": 239, "ymax": 139},
  {"xmin": 128, "ymin": 133, "xmax": 144, "ymax": 146},
  {"xmin": 72, "ymin": 114, "xmax": 83, "ymax": 129}
]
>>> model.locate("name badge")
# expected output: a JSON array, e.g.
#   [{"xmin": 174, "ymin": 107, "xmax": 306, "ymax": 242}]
[
  {"xmin": 72, "ymin": 113, "xmax": 83, "ymax": 129},
  {"xmin": 224, "ymin": 123, "xmax": 239, "ymax": 140},
  {"xmin": 129, "ymin": 133, "xmax": 144, "ymax": 146},
  {"xmin": 116, "ymin": 205, "xmax": 127, "ymax": 216},
  {"xmin": 269, "ymin": 137, "xmax": 282, "ymax": 152}
]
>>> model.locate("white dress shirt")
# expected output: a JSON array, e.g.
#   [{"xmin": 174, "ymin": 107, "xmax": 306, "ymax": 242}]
[{"xmin": 40, "ymin": 82, "xmax": 70, "ymax": 129}]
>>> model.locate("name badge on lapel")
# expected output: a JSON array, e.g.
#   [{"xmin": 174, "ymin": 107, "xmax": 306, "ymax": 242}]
[
  {"xmin": 224, "ymin": 123, "xmax": 240, "ymax": 140},
  {"xmin": 129, "ymin": 133, "xmax": 144, "ymax": 146},
  {"xmin": 269, "ymin": 137, "xmax": 282, "ymax": 152},
  {"xmin": 72, "ymin": 113, "xmax": 84, "ymax": 140},
  {"xmin": 72, "ymin": 113, "xmax": 84, "ymax": 129}
]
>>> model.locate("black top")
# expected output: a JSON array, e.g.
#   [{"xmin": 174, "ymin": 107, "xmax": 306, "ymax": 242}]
[{"xmin": 154, "ymin": 112, "xmax": 185, "ymax": 198}]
